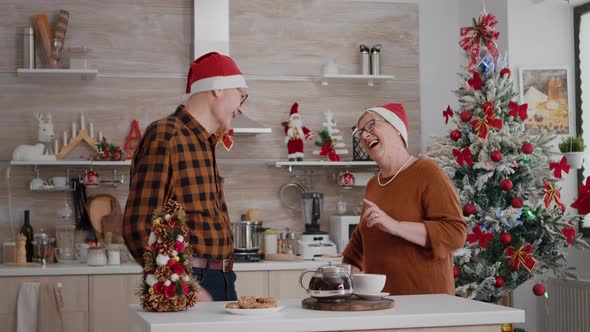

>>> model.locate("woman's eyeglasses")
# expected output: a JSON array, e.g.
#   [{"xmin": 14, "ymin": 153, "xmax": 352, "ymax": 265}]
[
  {"xmin": 353, "ymin": 119, "xmax": 386, "ymax": 140},
  {"xmin": 239, "ymin": 89, "xmax": 248, "ymax": 106}
]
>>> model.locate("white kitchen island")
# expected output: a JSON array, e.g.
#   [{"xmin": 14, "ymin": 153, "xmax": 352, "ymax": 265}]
[{"xmin": 128, "ymin": 294, "xmax": 524, "ymax": 332}]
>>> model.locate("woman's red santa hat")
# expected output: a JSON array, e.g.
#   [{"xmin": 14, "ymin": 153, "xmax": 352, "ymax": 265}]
[
  {"xmin": 357, "ymin": 103, "xmax": 409, "ymax": 148},
  {"xmin": 185, "ymin": 52, "xmax": 247, "ymax": 95}
]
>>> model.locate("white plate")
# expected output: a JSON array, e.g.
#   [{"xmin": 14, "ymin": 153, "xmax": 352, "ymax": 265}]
[
  {"xmin": 353, "ymin": 291, "xmax": 390, "ymax": 300},
  {"xmin": 224, "ymin": 305, "xmax": 285, "ymax": 315},
  {"xmin": 312, "ymin": 256, "xmax": 343, "ymax": 262}
]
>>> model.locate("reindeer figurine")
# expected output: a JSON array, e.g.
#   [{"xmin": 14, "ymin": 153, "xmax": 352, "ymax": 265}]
[{"xmin": 12, "ymin": 112, "xmax": 56, "ymax": 161}]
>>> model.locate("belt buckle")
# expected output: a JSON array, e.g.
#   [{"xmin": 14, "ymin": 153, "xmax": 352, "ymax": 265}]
[{"xmin": 222, "ymin": 258, "xmax": 232, "ymax": 272}]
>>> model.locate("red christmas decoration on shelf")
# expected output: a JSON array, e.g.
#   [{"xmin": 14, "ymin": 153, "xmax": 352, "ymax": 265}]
[{"xmin": 124, "ymin": 119, "xmax": 143, "ymax": 159}]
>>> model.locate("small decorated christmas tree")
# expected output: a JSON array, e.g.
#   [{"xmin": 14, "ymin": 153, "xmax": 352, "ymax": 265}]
[
  {"xmin": 138, "ymin": 200, "xmax": 199, "ymax": 312},
  {"xmin": 427, "ymin": 10, "xmax": 588, "ymax": 303},
  {"xmin": 313, "ymin": 111, "xmax": 348, "ymax": 161}
]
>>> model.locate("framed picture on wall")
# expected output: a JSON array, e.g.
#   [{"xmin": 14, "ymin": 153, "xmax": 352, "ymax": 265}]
[{"xmin": 519, "ymin": 66, "xmax": 570, "ymax": 134}]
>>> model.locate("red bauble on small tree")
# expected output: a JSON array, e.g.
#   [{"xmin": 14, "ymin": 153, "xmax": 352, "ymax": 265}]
[
  {"xmin": 500, "ymin": 179, "xmax": 513, "ymax": 191},
  {"xmin": 463, "ymin": 203, "xmax": 477, "ymax": 216},
  {"xmin": 460, "ymin": 110, "xmax": 473, "ymax": 122},
  {"xmin": 500, "ymin": 68, "xmax": 511, "ymax": 78},
  {"xmin": 450, "ymin": 130, "xmax": 461, "ymax": 141},
  {"xmin": 533, "ymin": 283, "xmax": 546, "ymax": 296},
  {"xmin": 522, "ymin": 142, "xmax": 534, "ymax": 155},
  {"xmin": 500, "ymin": 232, "xmax": 512, "ymax": 245},
  {"xmin": 494, "ymin": 276, "xmax": 505, "ymax": 288},
  {"xmin": 490, "ymin": 151, "xmax": 502, "ymax": 162}
]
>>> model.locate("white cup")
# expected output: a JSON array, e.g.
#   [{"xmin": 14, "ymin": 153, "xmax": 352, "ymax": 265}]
[
  {"xmin": 352, "ymin": 273, "xmax": 386, "ymax": 294},
  {"xmin": 108, "ymin": 250, "xmax": 121, "ymax": 265},
  {"xmin": 49, "ymin": 176, "xmax": 68, "ymax": 189}
]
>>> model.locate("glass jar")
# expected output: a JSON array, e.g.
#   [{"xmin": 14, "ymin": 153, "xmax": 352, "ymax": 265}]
[
  {"xmin": 32, "ymin": 232, "xmax": 50, "ymax": 263},
  {"xmin": 87, "ymin": 246, "xmax": 107, "ymax": 266},
  {"xmin": 3, "ymin": 242, "xmax": 16, "ymax": 264},
  {"xmin": 279, "ymin": 230, "xmax": 297, "ymax": 255}
]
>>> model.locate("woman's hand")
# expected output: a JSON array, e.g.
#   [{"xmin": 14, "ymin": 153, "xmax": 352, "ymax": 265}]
[{"xmin": 362, "ymin": 199, "xmax": 399, "ymax": 236}]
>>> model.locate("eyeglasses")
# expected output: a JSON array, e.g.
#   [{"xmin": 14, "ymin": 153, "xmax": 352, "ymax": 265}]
[
  {"xmin": 353, "ymin": 119, "xmax": 386, "ymax": 140},
  {"xmin": 239, "ymin": 89, "xmax": 248, "ymax": 106}
]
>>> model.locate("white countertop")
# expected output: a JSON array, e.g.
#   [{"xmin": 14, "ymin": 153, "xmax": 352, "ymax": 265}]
[
  {"xmin": 0, "ymin": 263, "xmax": 142, "ymax": 277},
  {"xmin": 0, "ymin": 260, "xmax": 334, "ymax": 277},
  {"xmin": 128, "ymin": 294, "xmax": 525, "ymax": 332}
]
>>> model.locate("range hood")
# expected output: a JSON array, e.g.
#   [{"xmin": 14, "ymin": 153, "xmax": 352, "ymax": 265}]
[{"xmin": 232, "ymin": 115, "xmax": 272, "ymax": 136}]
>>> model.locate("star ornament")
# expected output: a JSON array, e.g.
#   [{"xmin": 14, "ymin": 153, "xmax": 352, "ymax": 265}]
[
  {"xmin": 443, "ymin": 105, "xmax": 453, "ymax": 125},
  {"xmin": 549, "ymin": 156, "xmax": 571, "ymax": 179},
  {"xmin": 508, "ymin": 101, "xmax": 528, "ymax": 121}
]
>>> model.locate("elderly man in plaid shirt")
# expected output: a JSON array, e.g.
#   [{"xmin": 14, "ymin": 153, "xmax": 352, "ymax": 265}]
[{"xmin": 123, "ymin": 52, "xmax": 248, "ymax": 301}]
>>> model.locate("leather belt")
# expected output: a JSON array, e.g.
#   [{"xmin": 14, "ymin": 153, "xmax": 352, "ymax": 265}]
[{"xmin": 191, "ymin": 257, "xmax": 233, "ymax": 272}]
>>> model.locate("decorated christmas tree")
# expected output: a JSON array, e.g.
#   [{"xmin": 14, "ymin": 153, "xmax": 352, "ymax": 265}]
[
  {"xmin": 427, "ymin": 11, "xmax": 589, "ymax": 303},
  {"xmin": 313, "ymin": 110, "xmax": 348, "ymax": 161},
  {"xmin": 138, "ymin": 200, "xmax": 199, "ymax": 312}
]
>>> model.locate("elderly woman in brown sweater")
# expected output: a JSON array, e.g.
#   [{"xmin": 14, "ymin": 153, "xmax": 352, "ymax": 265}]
[{"xmin": 342, "ymin": 103, "xmax": 467, "ymax": 295}]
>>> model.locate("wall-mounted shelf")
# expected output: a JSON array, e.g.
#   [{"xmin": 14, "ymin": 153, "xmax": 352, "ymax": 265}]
[
  {"xmin": 319, "ymin": 74, "xmax": 396, "ymax": 86},
  {"xmin": 16, "ymin": 68, "xmax": 98, "ymax": 80},
  {"xmin": 30, "ymin": 186, "xmax": 75, "ymax": 192},
  {"xmin": 10, "ymin": 160, "xmax": 131, "ymax": 166},
  {"xmin": 232, "ymin": 116, "xmax": 272, "ymax": 136},
  {"xmin": 274, "ymin": 160, "xmax": 377, "ymax": 168}
]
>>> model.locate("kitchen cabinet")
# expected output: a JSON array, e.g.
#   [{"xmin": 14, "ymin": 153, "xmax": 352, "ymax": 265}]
[
  {"xmin": 235, "ymin": 270, "xmax": 307, "ymax": 299},
  {"xmin": 268, "ymin": 270, "xmax": 308, "ymax": 299},
  {"xmin": 0, "ymin": 275, "xmax": 89, "ymax": 332},
  {"xmin": 89, "ymin": 274, "xmax": 142, "ymax": 332},
  {"xmin": 234, "ymin": 271, "xmax": 269, "ymax": 297}
]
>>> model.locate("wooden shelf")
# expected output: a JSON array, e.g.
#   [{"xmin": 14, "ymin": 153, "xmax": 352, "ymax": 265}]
[
  {"xmin": 16, "ymin": 68, "xmax": 98, "ymax": 79},
  {"xmin": 274, "ymin": 160, "xmax": 377, "ymax": 168},
  {"xmin": 10, "ymin": 160, "xmax": 131, "ymax": 166},
  {"xmin": 319, "ymin": 74, "xmax": 396, "ymax": 86}
]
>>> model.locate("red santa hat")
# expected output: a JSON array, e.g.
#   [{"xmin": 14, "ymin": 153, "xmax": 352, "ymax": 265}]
[
  {"xmin": 289, "ymin": 102, "xmax": 300, "ymax": 119},
  {"xmin": 358, "ymin": 103, "xmax": 409, "ymax": 148},
  {"xmin": 185, "ymin": 52, "xmax": 247, "ymax": 95}
]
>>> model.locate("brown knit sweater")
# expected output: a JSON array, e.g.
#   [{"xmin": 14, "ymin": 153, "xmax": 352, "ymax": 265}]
[{"xmin": 342, "ymin": 157, "xmax": 467, "ymax": 295}]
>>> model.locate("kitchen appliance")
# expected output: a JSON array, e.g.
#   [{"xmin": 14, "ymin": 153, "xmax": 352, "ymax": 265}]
[
  {"xmin": 299, "ymin": 263, "xmax": 353, "ymax": 302},
  {"xmin": 231, "ymin": 220, "xmax": 264, "ymax": 262},
  {"xmin": 299, "ymin": 192, "xmax": 337, "ymax": 259},
  {"xmin": 329, "ymin": 215, "xmax": 360, "ymax": 253}
]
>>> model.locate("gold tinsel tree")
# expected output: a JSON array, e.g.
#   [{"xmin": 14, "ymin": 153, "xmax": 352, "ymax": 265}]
[{"xmin": 138, "ymin": 200, "xmax": 199, "ymax": 312}]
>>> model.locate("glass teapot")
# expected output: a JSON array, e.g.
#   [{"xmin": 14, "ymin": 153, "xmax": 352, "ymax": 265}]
[{"xmin": 299, "ymin": 263, "xmax": 353, "ymax": 302}]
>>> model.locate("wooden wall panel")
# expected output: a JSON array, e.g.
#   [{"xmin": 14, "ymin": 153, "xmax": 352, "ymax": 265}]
[{"xmin": 0, "ymin": 0, "xmax": 420, "ymax": 250}]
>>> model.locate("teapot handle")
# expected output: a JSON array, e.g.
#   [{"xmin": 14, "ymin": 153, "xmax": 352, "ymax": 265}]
[{"xmin": 298, "ymin": 270, "xmax": 316, "ymax": 292}]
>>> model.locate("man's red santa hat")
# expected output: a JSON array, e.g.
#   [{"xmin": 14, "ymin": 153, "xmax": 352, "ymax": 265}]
[
  {"xmin": 357, "ymin": 103, "xmax": 409, "ymax": 148},
  {"xmin": 185, "ymin": 52, "xmax": 247, "ymax": 95}
]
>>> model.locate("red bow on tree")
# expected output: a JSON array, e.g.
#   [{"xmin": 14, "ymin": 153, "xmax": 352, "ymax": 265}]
[
  {"xmin": 320, "ymin": 139, "xmax": 340, "ymax": 161},
  {"xmin": 508, "ymin": 101, "xmax": 528, "ymax": 121},
  {"xmin": 549, "ymin": 156, "xmax": 571, "ymax": 179},
  {"xmin": 443, "ymin": 105, "xmax": 453, "ymax": 125},
  {"xmin": 543, "ymin": 180, "xmax": 566, "ymax": 212},
  {"xmin": 506, "ymin": 243, "xmax": 537, "ymax": 272},
  {"xmin": 467, "ymin": 72, "xmax": 483, "ymax": 90},
  {"xmin": 562, "ymin": 222, "xmax": 576, "ymax": 245},
  {"xmin": 216, "ymin": 129, "xmax": 234, "ymax": 151},
  {"xmin": 467, "ymin": 225, "xmax": 494, "ymax": 248},
  {"xmin": 471, "ymin": 105, "xmax": 503, "ymax": 139},
  {"xmin": 459, "ymin": 13, "xmax": 500, "ymax": 71},
  {"xmin": 571, "ymin": 176, "xmax": 590, "ymax": 214},
  {"xmin": 453, "ymin": 147, "xmax": 473, "ymax": 167}
]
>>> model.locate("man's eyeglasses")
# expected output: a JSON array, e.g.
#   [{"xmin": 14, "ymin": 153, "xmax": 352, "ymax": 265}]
[{"xmin": 353, "ymin": 119, "xmax": 386, "ymax": 140}]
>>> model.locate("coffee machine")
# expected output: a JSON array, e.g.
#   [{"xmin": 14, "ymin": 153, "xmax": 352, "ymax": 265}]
[{"xmin": 298, "ymin": 192, "xmax": 337, "ymax": 260}]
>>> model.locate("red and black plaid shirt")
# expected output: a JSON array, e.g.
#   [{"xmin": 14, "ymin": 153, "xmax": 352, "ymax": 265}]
[{"xmin": 123, "ymin": 105, "xmax": 233, "ymax": 262}]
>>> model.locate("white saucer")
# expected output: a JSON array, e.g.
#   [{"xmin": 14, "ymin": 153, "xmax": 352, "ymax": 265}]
[
  {"xmin": 225, "ymin": 305, "xmax": 285, "ymax": 315},
  {"xmin": 353, "ymin": 291, "xmax": 390, "ymax": 300}
]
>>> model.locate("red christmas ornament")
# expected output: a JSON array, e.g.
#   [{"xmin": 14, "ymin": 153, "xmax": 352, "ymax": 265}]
[
  {"xmin": 511, "ymin": 197, "xmax": 524, "ymax": 208},
  {"xmin": 522, "ymin": 142, "xmax": 534, "ymax": 155},
  {"xmin": 450, "ymin": 130, "xmax": 461, "ymax": 141},
  {"xmin": 501, "ymin": 179, "xmax": 513, "ymax": 191},
  {"xmin": 460, "ymin": 111, "xmax": 472, "ymax": 122},
  {"xmin": 500, "ymin": 68, "xmax": 511, "ymax": 78},
  {"xmin": 533, "ymin": 283, "xmax": 546, "ymax": 296},
  {"xmin": 453, "ymin": 266, "xmax": 460, "ymax": 278},
  {"xmin": 500, "ymin": 232, "xmax": 512, "ymax": 245},
  {"xmin": 463, "ymin": 203, "xmax": 477, "ymax": 216},
  {"xmin": 494, "ymin": 276, "xmax": 505, "ymax": 288},
  {"xmin": 490, "ymin": 151, "xmax": 503, "ymax": 162}
]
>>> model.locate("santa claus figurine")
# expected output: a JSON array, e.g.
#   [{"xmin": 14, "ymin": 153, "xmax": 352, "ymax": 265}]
[{"xmin": 284, "ymin": 102, "xmax": 314, "ymax": 161}]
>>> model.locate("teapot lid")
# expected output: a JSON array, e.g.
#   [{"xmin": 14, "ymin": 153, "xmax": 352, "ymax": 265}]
[{"xmin": 318, "ymin": 262, "xmax": 349, "ymax": 274}]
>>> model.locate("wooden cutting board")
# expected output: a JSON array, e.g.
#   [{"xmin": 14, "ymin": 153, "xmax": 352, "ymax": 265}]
[{"xmin": 301, "ymin": 297, "xmax": 394, "ymax": 311}]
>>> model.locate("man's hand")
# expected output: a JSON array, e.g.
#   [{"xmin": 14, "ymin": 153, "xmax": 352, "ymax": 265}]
[{"xmin": 197, "ymin": 288, "xmax": 213, "ymax": 302}]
